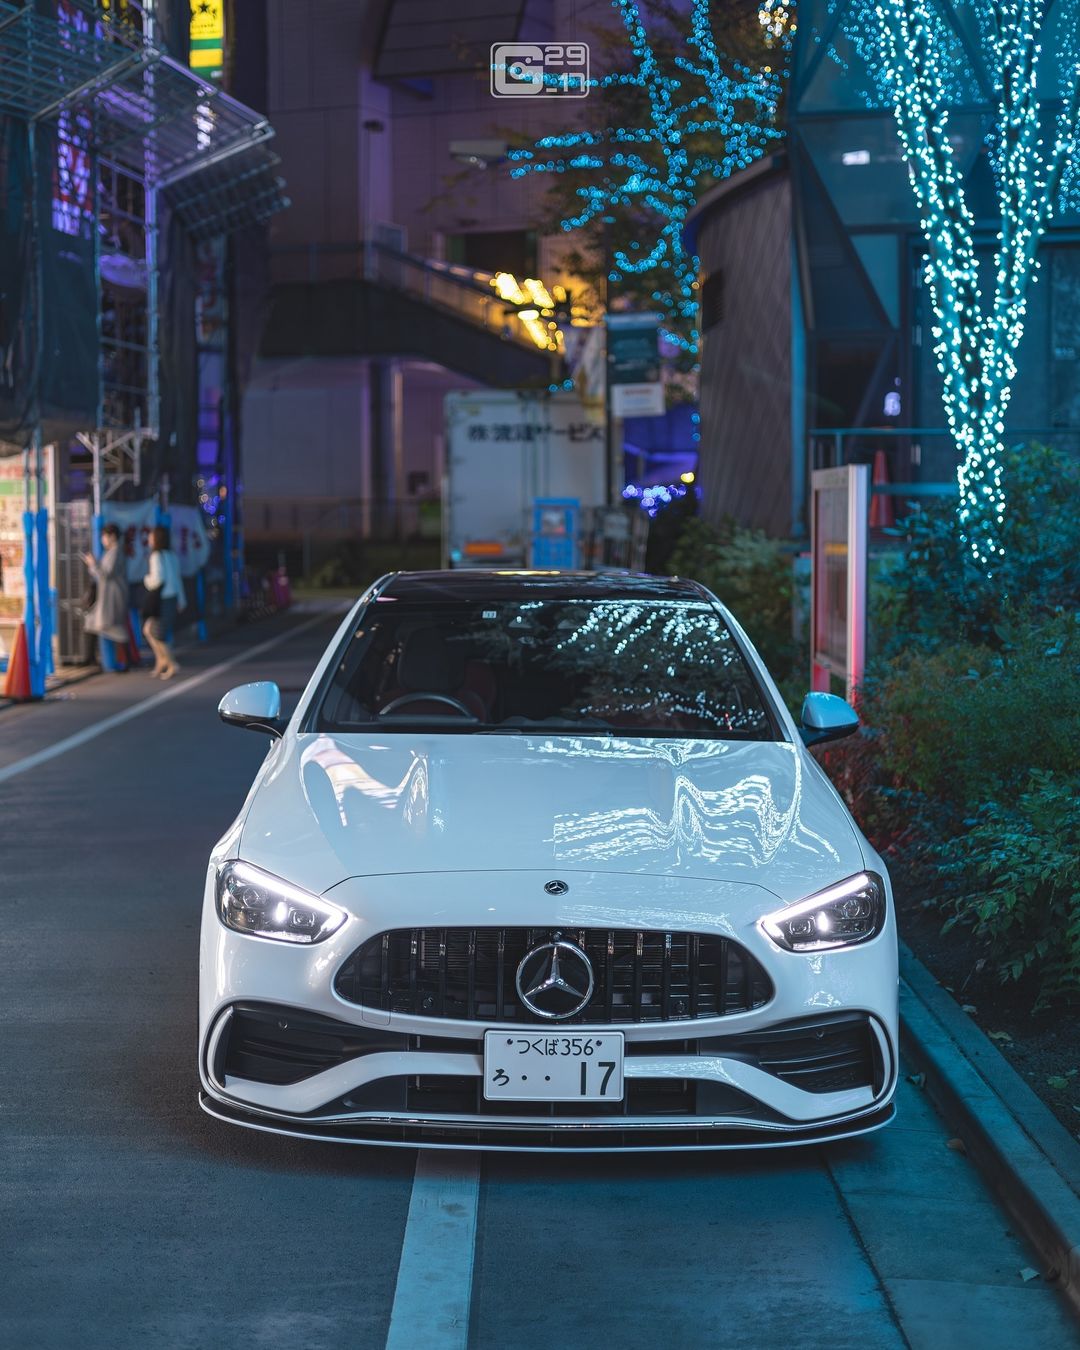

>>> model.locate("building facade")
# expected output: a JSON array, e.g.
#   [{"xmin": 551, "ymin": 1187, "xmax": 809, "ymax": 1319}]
[
  {"xmin": 689, "ymin": 0, "xmax": 1080, "ymax": 539},
  {"xmin": 243, "ymin": 0, "xmax": 590, "ymax": 568}
]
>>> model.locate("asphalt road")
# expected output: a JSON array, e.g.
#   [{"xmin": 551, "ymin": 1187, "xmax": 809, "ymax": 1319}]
[{"xmin": 2, "ymin": 605, "xmax": 1076, "ymax": 1350}]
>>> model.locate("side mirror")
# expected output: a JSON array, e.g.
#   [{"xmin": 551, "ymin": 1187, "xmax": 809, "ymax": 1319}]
[
  {"xmin": 218, "ymin": 681, "xmax": 287, "ymax": 739},
  {"xmin": 799, "ymin": 691, "xmax": 859, "ymax": 748}
]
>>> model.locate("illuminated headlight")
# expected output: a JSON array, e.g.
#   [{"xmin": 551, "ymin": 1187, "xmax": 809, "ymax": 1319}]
[
  {"xmin": 216, "ymin": 861, "xmax": 347, "ymax": 944},
  {"xmin": 761, "ymin": 872, "xmax": 886, "ymax": 952}
]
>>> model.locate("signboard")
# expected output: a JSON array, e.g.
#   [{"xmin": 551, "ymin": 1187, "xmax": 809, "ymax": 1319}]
[
  {"xmin": 611, "ymin": 382, "xmax": 665, "ymax": 417},
  {"xmin": 530, "ymin": 498, "xmax": 579, "ymax": 568},
  {"xmin": 606, "ymin": 312, "xmax": 663, "ymax": 419},
  {"xmin": 810, "ymin": 465, "xmax": 869, "ymax": 701},
  {"xmin": 0, "ymin": 451, "xmax": 54, "ymax": 606},
  {"xmin": 190, "ymin": 0, "xmax": 225, "ymax": 80}
]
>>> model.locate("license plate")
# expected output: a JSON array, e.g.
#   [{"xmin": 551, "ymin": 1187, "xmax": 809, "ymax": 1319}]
[{"xmin": 482, "ymin": 1030, "xmax": 624, "ymax": 1102}]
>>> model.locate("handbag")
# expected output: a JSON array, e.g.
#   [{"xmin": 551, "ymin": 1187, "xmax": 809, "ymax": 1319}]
[{"xmin": 141, "ymin": 585, "xmax": 162, "ymax": 620}]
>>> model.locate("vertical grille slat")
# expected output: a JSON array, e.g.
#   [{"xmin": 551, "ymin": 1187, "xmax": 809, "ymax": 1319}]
[
  {"xmin": 438, "ymin": 928, "xmax": 448, "ymax": 1017},
  {"xmin": 632, "ymin": 931, "xmax": 644, "ymax": 1021},
  {"xmin": 336, "ymin": 927, "xmax": 772, "ymax": 1024},
  {"xmin": 689, "ymin": 934, "xmax": 700, "ymax": 1018},
  {"xmin": 605, "ymin": 931, "xmax": 615, "ymax": 1021},
  {"xmin": 495, "ymin": 930, "xmax": 506, "ymax": 1021}
]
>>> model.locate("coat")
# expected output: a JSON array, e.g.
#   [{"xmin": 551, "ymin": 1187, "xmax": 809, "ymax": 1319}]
[{"xmin": 84, "ymin": 544, "xmax": 130, "ymax": 643}]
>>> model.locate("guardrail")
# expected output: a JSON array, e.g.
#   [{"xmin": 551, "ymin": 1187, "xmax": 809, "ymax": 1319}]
[{"xmin": 811, "ymin": 425, "xmax": 1080, "ymax": 498}]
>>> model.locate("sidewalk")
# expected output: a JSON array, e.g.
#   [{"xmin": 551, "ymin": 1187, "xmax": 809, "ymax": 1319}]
[
  {"xmin": 0, "ymin": 607, "xmax": 286, "ymax": 714},
  {"xmin": 900, "ymin": 941, "xmax": 1080, "ymax": 1317},
  {"xmin": 0, "ymin": 660, "xmax": 101, "ymax": 712}
]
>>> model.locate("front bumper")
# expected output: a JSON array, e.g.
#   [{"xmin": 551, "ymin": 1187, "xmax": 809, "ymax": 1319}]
[
  {"xmin": 198, "ymin": 868, "xmax": 899, "ymax": 1152},
  {"xmin": 199, "ymin": 999, "xmax": 896, "ymax": 1151}
]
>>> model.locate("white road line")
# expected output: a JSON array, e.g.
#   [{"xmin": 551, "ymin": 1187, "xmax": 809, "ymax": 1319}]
[
  {"xmin": 0, "ymin": 609, "xmax": 339, "ymax": 786},
  {"xmin": 385, "ymin": 1151, "xmax": 482, "ymax": 1350}
]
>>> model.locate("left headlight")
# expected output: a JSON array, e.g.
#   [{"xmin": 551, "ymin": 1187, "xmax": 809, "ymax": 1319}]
[
  {"xmin": 761, "ymin": 872, "xmax": 886, "ymax": 953},
  {"xmin": 216, "ymin": 861, "xmax": 347, "ymax": 944}
]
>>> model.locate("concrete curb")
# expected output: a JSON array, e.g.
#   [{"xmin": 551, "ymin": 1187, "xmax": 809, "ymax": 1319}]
[{"xmin": 899, "ymin": 941, "xmax": 1080, "ymax": 1318}]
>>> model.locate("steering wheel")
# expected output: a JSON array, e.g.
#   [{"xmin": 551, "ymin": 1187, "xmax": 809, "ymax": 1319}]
[{"xmin": 378, "ymin": 692, "xmax": 474, "ymax": 718}]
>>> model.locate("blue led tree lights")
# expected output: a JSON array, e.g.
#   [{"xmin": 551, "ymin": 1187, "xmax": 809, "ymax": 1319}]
[
  {"xmin": 508, "ymin": 0, "xmax": 787, "ymax": 352},
  {"xmin": 844, "ymin": 0, "xmax": 1080, "ymax": 571}
]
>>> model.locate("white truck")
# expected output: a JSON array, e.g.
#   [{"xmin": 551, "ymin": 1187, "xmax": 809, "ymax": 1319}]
[{"xmin": 444, "ymin": 390, "xmax": 606, "ymax": 568}]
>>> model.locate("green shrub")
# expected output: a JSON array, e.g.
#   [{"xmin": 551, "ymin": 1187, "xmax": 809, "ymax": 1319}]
[
  {"xmin": 938, "ymin": 771, "xmax": 1080, "ymax": 1007},
  {"xmin": 820, "ymin": 610, "xmax": 1080, "ymax": 1007},
  {"xmin": 666, "ymin": 517, "xmax": 802, "ymax": 684},
  {"xmin": 857, "ymin": 610, "xmax": 1080, "ymax": 811},
  {"xmin": 873, "ymin": 442, "xmax": 1080, "ymax": 653}
]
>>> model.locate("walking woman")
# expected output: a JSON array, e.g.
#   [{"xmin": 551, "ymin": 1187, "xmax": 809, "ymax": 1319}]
[
  {"xmin": 83, "ymin": 523, "xmax": 130, "ymax": 670},
  {"xmin": 142, "ymin": 524, "xmax": 186, "ymax": 679}
]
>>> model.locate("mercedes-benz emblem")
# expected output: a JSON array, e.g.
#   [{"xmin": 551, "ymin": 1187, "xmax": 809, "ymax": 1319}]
[
  {"xmin": 543, "ymin": 879, "xmax": 569, "ymax": 896},
  {"xmin": 516, "ymin": 940, "xmax": 594, "ymax": 1020}
]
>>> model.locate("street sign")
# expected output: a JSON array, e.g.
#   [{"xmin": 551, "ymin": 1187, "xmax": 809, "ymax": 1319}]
[
  {"xmin": 530, "ymin": 497, "xmax": 580, "ymax": 568},
  {"xmin": 611, "ymin": 382, "xmax": 665, "ymax": 417},
  {"xmin": 606, "ymin": 312, "xmax": 664, "ymax": 418}
]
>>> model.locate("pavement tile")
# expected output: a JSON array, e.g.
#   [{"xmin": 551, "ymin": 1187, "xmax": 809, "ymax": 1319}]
[
  {"xmin": 885, "ymin": 1277, "xmax": 1080, "ymax": 1350},
  {"xmin": 838, "ymin": 1188, "xmax": 1052, "ymax": 1288}
]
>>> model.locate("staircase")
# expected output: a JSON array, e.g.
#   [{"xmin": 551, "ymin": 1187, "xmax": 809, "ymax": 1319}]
[{"xmin": 262, "ymin": 242, "xmax": 560, "ymax": 387}]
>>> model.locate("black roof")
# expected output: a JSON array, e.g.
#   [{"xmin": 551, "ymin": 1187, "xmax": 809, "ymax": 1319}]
[{"xmin": 377, "ymin": 570, "xmax": 710, "ymax": 603}]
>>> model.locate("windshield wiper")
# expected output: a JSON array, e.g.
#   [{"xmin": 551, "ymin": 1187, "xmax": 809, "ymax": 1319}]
[{"xmin": 476, "ymin": 716, "xmax": 616, "ymax": 733}]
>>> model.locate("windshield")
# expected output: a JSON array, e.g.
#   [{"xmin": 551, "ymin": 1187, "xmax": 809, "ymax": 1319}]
[{"xmin": 313, "ymin": 597, "xmax": 779, "ymax": 740}]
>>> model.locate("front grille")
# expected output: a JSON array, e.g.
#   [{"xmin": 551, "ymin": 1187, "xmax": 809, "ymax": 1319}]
[
  {"xmin": 333, "ymin": 927, "xmax": 773, "ymax": 1024},
  {"xmin": 337, "ymin": 1075, "xmax": 777, "ymax": 1121},
  {"xmin": 218, "ymin": 1004, "xmax": 880, "ymax": 1100}
]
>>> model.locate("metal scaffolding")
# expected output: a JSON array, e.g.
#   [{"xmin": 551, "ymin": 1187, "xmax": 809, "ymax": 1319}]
[{"xmin": 0, "ymin": 0, "xmax": 287, "ymax": 691}]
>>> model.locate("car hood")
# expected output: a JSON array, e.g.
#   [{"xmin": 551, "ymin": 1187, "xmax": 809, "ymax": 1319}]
[{"xmin": 237, "ymin": 732, "xmax": 865, "ymax": 902}]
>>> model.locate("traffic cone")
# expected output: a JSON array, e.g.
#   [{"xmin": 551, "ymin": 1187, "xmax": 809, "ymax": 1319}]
[
  {"xmin": 3, "ymin": 621, "xmax": 33, "ymax": 701},
  {"xmin": 869, "ymin": 449, "xmax": 894, "ymax": 529}
]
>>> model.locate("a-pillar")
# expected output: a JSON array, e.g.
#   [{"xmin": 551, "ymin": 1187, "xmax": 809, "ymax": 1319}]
[{"xmin": 370, "ymin": 358, "xmax": 405, "ymax": 538}]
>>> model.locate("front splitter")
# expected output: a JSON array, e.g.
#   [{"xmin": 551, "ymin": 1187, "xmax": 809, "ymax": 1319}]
[{"xmin": 199, "ymin": 1091, "xmax": 895, "ymax": 1153}]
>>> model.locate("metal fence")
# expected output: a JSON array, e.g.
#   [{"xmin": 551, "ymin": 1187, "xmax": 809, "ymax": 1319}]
[
  {"xmin": 54, "ymin": 502, "xmax": 94, "ymax": 665},
  {"xmin": 243, "ymin": 495, "xmax": 443, "ymax": 581}
]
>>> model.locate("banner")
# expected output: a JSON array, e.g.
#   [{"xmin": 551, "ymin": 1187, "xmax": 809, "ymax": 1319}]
[
  {"xmin": 168, "ymin": 504, "xmax": 211, "ymax": 576},
  {"xmin": 102, "ymin": 500, "xmax": 157, "ymax": 583},
  {"xmin": 101, "ymin": 500, "xmax": 210, "ymax": 580}
]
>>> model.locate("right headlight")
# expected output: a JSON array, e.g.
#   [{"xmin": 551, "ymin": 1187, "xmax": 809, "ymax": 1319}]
[
  {"xmin": 216, "ymin": 860, "xmax": 347, "ymax": 944},
  {"xmin": 761, "ymin": 872, "xmax": 886, "ymax": 952}
]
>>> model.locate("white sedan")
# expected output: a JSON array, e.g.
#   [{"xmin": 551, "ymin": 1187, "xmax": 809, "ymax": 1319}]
[{"xmin": 199, "ymin": 570, "xmax": 898, "ymax": 1151}]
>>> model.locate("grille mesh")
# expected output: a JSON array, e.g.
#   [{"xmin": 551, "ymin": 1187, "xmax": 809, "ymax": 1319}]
[{"xmin": 334, "ymin": 927, "xmax": 773, "ymax": 1024}]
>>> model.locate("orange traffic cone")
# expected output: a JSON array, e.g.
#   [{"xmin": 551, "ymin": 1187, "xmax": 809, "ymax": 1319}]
[
  {"xmin": 3, "ymin": 621, "xmax": 34, "ymax": 700},
  {"xmin": 869, "ymin": 448, "xmax": 895, "ymax": 529}
]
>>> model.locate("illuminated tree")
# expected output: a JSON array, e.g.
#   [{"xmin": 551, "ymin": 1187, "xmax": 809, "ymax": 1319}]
[
  {"xmin": 862, "ymin": 0, "xmax": 1080, "ymax": 571},
  {"xmin": 508, "ymin": 0, "xmax": 786, "ymax": 354}
]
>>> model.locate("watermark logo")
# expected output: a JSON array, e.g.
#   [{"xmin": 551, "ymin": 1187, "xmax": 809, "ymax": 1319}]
[{"xmin": 490, "ymin": 43, "xmax": 590, "ymax": 98}]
